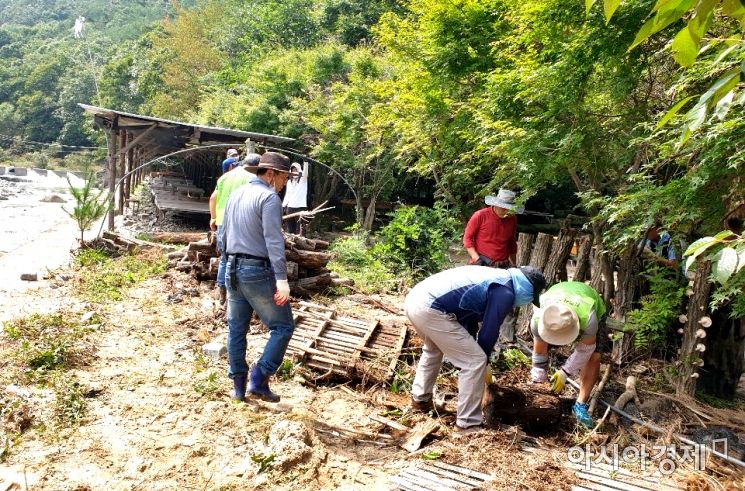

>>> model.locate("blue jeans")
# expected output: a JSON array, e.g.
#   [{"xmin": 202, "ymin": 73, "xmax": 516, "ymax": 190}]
[
  {"xmin": 225, "ymin": 257, "xmax": 294, "ymax": 379},
  {"xmin": 216, "ymin": 225, "xmax": 226, "ymax": 288}
]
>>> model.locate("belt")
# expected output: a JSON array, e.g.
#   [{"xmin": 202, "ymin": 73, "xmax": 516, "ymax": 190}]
[{"xmin": 231, "ymin": 253, "xmax": 270, "ymax": 264}]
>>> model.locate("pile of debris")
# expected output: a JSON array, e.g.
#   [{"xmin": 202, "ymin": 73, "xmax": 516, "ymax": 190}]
[{"xmin": 166, "ymin": 232, "xmax": 353, "ymax": 296}]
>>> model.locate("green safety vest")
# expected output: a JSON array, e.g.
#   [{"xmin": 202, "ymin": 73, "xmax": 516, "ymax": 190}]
[{"xmin": 538, "ymin": 282, "xmax": 606, "ymax": 334}]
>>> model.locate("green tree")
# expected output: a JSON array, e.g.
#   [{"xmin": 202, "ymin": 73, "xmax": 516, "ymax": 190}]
[{"xmin": 63, "ymin": 170, "xmax": 109, "ymax": 243}]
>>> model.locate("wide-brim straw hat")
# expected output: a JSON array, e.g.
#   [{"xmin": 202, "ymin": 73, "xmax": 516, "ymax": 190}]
[
  {"xmin": 485, "ymin": 188, "xmax": 524, "ymax": 213},
  {"xmin": 245, "ymin": 152, "xmax": 298, "ymax": 176},
  {"xmin": 536, "ymin": 303, "xmax": 580, "ymax": 346}
]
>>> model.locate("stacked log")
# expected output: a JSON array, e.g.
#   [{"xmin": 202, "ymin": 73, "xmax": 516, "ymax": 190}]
[{"xmin": 168, "ymin": 232, "xmax": 351, "ymax": 296}]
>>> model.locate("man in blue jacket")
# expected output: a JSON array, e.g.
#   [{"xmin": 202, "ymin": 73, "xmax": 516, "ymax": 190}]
[{"xmin": 404, "ymin": 265, "xmax": 546, "ymax": 434}]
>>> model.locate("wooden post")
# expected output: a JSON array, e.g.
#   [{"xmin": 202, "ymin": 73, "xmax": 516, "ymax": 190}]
[
  {"xmin": 117, "ymin": 130, "xmax": 127, "ymax": 215},
  {"xmin": 543, "ymin": 228, "xmax": 577, "ymax": 286},
  {"xmin": 125, "ymin": 133, "xmax": 134, "ymax": 203},
  {"xmin": 106, "ymin": 125, "xmax": 117, "ymax": 231},
  {"xmin": 675, "ymin": 260, "xmax": 712, "ymax": 396},
  {"xmin": 573, "ymin": 235, "xmax": 592, "ymax": 282},
  {"xmin": 516, "ymin": 233, "xmax": 534, "ymax": 266},
  {"xmin": 516, "ymin": 232, "xmax": 554, "ymax": 338}
]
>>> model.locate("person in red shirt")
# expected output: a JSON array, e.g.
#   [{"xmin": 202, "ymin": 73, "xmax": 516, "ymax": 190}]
[{"xmin": 463, "ymin": 188, "xmax": 523, "ymax": 268}]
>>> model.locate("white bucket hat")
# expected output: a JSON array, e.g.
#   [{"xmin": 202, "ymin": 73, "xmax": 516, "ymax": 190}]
[
  {"xmin": 485, "ymin": 188, "xmax": 524, "ymax": 213},
  {"xmin": 536, "ymin": 304, "xmax": 580, "ymax": 346}
]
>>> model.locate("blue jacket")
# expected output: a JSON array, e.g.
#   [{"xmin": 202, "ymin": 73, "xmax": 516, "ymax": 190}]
[{"xmin": 408, "ymin": 266, "xmax": 534, "ymax": 356}]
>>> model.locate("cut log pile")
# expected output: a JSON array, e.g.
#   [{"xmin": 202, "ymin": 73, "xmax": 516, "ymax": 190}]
[{"xmin": 166, "ymin": 232, "xmax": 353, "ymax": 296}]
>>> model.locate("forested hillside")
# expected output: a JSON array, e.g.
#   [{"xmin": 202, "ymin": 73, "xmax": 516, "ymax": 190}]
[
  {"xmin": 0, "ymin": 0, "xmax": 190, "ymax": 152},
  {"xmin": 1, "ymin": 0, "xmax": 743, "ymax": 248}
]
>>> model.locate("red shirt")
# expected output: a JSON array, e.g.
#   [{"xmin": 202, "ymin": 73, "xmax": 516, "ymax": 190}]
[{"xmin": 463, "ymin": 207, "xmax": 517, "ymax": 262}]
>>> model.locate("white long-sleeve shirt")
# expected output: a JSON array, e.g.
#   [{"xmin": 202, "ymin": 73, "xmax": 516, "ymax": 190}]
[{"xmin": 282, "ymin": 162, "xmax": 309, "ymax": 208}]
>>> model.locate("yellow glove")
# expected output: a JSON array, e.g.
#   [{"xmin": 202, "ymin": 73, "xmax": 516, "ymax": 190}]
[
  {"xmin": 484, "ymin": 370, "xmax": 493, "ymax": 385},
  {"xmin": 549, "ymin": 369, "xmax": 567, "ymax": 394}
]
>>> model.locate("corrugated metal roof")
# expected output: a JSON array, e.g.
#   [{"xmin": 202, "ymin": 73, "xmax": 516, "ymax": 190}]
[{"xmin": 78, "ymin": 103, "xmax": 295, "ymax": 146}]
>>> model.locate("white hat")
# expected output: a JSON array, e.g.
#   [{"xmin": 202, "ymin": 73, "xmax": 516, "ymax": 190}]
[
  {"xmin": 485, "ymin": 188, "xmax": 524, "ymax": 213},
  {"xmin": 227, "ymin": 148, "xmax": 239, "ymax": 157},
  {"xmin": 537, "ymin": 304, "xmax": 579, "ymax": 346}
]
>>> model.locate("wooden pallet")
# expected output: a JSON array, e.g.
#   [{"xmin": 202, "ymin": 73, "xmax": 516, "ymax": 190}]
[
  {"xmin": 286, "ymin": 301, "xmax": 407, "ymax": 383},
  {"xmin": 390, "ymin": 461, "xmax": 494, "ymax": 490},
  {"xmin": 568, "ymin": 462, "xmax": 684, "ymax": 491}
]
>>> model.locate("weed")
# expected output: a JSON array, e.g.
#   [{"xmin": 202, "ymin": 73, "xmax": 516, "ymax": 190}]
[
  {"xmin": 135, "ymin": 232, "xmax": 152, "ymax": 241},
  {"xmin": 3, "ymin": 312, "xmax": 94, "ymax": 380},
  {"xmin": 193, "ymin": 371, "xmax": 220, "ymax": 400},
  {"xmin": 276, "ymin": 359, "xmax": 298, "ymax": 381},
  {"xmin": 422, "ymin": 450, "xmax": 443, "ymax": 461},
  {"xmin": 496, "ymin": 348, "xmax": 530, "ymax": 371},
  {"xmin": 52, "ymin": 376, "xmax": 87, "ymax": 427},
  {"xmin": 193, "ymin": 350, "xmax": 211, "ymax": 373},
  {"xmin": 389, "ymin": 361, "xmax": 413, "ymax": 394},
  {"xmin": 73, "ymin": 250, "xmax": 167, "ymax": 303},
  {"xmin": 328, "ymin": 233, "xmax": 395, "ymax": 294},
  {"xmin": 75, "ymin": 247, "xmax": 110, "ymax": 267},
  {"xmin": 696, "ymin": 391, "xmax": 743, "ymax": 410},
  {"xmin": 251, "ymin": 453, "xmax": 275, "ymax": 474}
]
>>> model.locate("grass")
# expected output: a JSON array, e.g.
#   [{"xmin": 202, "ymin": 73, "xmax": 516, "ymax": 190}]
[
  {"xmin": 0, "ymin": 310, "xmax": 100, "ymax": 455},
  {"xmin": 495, "ymin": 348, "xmax": 530, "ymax": 372},
  {"xmin": 3, "ymin": 312, "xmax": 97, "ymax": 382},
  {"xmin": 696, "ymin": 391, "xmax": 744, "ymax": 410},
  {"xmin": 72, "ymin": 248, "xmax": 167, "ymax": 303},
  {"xmin": 327, "ymin": 234, "xmax": 396, "ymax": 294}
]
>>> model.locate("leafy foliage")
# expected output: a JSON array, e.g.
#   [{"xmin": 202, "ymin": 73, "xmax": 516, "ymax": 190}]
[
  {"xmin": 626, "ymin": 265, "xmax": 686, "ymax": 352},
  {"xmin": 371, "ymin": 205, "xmax": 459, "ymax": 283},
  {"xmin": 684, "ymin": 231, "xmax": 745, "ymax": 317}
]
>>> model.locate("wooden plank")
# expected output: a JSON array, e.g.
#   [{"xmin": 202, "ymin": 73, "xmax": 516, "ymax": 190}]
[
  {"xmin": 575, "ymin": 471, "xmax": 650, "ymax": 491},
  {"xmin": 296, "ymin": 319, "xmax": 329, "ymax": 360},
  {"xmin": 400, "ymin": 469, "xmax": 467, "ymax": 491},
  {"xmin": 428, "ymin": 461, "xmax": 493, "ymax": 482},
  {"xmin": 387, "ymin": 322, "xmax": 408, "ymax": 379},
  {"xmin": 565, "ymin": 463, "xmax": 681, "ymax": 491},
  {"xmin": 390, "ymin": 476, "xmax": 435, "ymax": 491},
  {"xmin": 416, "ymin": 464, "xmax": 485, "ymax": 488}
]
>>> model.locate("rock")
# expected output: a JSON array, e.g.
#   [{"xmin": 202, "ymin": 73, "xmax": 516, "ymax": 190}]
[
  {"xmin": 40, "ymin": 194, "xmax": 65, "ymax": 203},
  {"xmin": 265, "ymin": 420, "xmax": 313, "ymax": 470},
  {"xmin": 202, "ymin": 342, "xmax": 226, "ymax": 360},
  {"xmin": 20, "ymin": 272, "xmax": 38, "ymax": 281}
]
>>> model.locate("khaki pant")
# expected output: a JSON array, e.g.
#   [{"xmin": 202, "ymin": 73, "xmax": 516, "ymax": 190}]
[{"xmin": 405, "ymin": 293, "xmax": 487, "ymax": 428}]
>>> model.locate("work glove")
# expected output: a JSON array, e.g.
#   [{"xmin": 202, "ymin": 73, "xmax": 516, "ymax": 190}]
[
  {"xmin": 484, "ymin": 369, "xmax": 493, "ymax": 385},
  {"xmin": 530, "ymin": 367, "xmax": 547, "ymax": 383},
  {"xmin": 274, "ymin": 280, "xmax": 290, "ymax": 306},
  {"xmin": 549, "ymin": 368, "xmax": 567, "ymax": 394}
]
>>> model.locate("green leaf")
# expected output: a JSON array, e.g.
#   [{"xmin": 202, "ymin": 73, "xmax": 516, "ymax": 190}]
[
  {"xmin": 736, "ymin": 244, "xmax": 745, "ymax": 273},
  {"xmin": 714, "ymin": 247, "xmax": 738, "ymax": 284},
  {"xmin": 722, "ymin": 0, "xmax": 745, "ymax": 21},
  {"xmin": 422, "ymin": 450, "xmax": 443, "ymax": 460},
  {"xmin": 714, "ymin": 43, "xmax": 740, "ymax": 64},
  {"xmin": 684, "ymin": 236, "xmax": 717, "ymax": 256},
  {"xmin": 629, "ymin": 17, "xmax": 658, "ymax": 51},
  {"xmin": 686, "ymin": 102, "xmax": 707, "ymax": 132},
  {"xmin": 713, "ymin": 90, "xmax": 735, "ymax": 120},
  {"xmin": 586, "ymin": 0, "xmax": 597, "ymax": 15},
  {"xmin": 672, "ymin": 27, "xmax": 699, "ymax": 67},
  {"xmin": 604, "ymin": 0, "xmax": 622, "ymax": 22},
  {"xmin": 699, "ymin": 69, "xmax": 740, "ymax": 106},
  {"xmin": 736, "ymin": 90, "xmax": 745, "ymax": 106},
  {"xmin": 656, "ymin": 95, "xmax": 695, "ymax": 129},
  {"xmin": 714, "ymin": 230, "xmax": 736, "ymax": 241}
]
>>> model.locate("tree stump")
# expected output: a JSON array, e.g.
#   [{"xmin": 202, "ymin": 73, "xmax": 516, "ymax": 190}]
[
  {"xmin": 543, "ymin": 228, "xmax": 577, "ymax": 286},
  {"xmin": 516, "ymin": 233, "xmax": 554, "ymax": 338},
  {"xmin": 482, "ymin": 383, "xmax": 562, "ymax": 433},
  {"xmin": 516, "ymin": 233, "xmax": 535, "ymax": 266}
]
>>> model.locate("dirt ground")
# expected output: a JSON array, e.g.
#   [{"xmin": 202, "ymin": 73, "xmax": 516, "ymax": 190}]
[
  {"xmin": 0, "ymin": 258, "xmax": 589, "ymax": 490},
  {"xmin": 1, "ymin": 177, "xmax": 743, "ymax": 490}
]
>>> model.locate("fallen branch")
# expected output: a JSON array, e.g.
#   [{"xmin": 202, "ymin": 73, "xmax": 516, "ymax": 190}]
[{"xmin": 588, "ymin": 363, "xmax": 612, "ymax": 416}]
